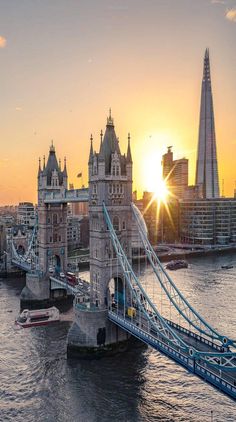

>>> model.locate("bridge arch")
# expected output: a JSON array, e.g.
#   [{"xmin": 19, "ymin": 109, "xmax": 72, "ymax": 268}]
[
  {"xmin": 107, "ymin": 275, "xmax": 126, "ymax": 310},
  {"xmin": 48, "ymin": 254, "xmax": 61, "ymax": 274},
  {"xmin": 17, "ymin": 244, "xmax": 25, "ymax": 255}
]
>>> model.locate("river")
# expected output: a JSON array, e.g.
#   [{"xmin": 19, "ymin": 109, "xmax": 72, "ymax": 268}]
[{"xmin": 1, "ymin": 252, "xmax": 236, "ymax": 421}]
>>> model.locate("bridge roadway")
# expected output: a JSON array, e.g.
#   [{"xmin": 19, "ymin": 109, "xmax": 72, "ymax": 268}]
[
  {"xmin": 108, "ymin": 309, "xmax": 236, "ymax": 400},
  {"xmin": 50, "ymin": 275, "xmax": 90, "ymax": 296}
]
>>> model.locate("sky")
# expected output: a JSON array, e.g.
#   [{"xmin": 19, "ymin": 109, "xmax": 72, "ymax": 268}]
[{"xmin": 0, "ymin": 0, "xmax": 236, "ymax": 205}]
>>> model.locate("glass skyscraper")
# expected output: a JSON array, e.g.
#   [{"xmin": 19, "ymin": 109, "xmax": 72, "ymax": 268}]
[{"xmin": 195, "ymin": 49, "xmax": 220, "ymax": 198}]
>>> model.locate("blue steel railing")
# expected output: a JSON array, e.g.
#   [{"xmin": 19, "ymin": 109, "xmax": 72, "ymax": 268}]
[
  {"xmin": 103, "ymin": 203, "xmax": 236, "ymax": 371},
  {"xmin": 131, "ymin": 202, "xmax": 236, "ymax": 348}
]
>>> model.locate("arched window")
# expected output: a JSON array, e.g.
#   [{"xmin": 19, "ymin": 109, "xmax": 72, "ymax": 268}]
[
  {"xmin": 113, "ymin": 216, "xmax": 120, "ymax": 232},
  {"xmin": 53, "ymin": 214, "xmax": 58, "ymax": 225}
]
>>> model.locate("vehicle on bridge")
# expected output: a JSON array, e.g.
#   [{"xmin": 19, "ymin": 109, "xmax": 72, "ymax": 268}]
[
  {"xmin": 127, "ymin": 306, "xmax": 136, "ymax": 318},
  {"xmin": 15, "ymin": 307, "xmax": 60, "ymax": 328},
  {"xmin": 66, "ymin": 272, "xmax": 78, "ymax": 286}
]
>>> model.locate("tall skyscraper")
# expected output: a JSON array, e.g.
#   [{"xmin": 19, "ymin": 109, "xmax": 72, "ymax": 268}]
[{"xmin": 195, "ymin": 49, "xmax": 219, "ymax": 199}]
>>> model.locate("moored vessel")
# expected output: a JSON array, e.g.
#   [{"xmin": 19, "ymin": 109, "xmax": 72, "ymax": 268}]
[
  {"xmin": 221, "ymin": 264, "xmax": 233, "ymax": 269},
  {"xmin": 166, "ymin": 260, "xmax": 188, "ymax": 270},
  {"xmin": 15, "ymin": 306, "xmax": 60, "ymax": 328}
]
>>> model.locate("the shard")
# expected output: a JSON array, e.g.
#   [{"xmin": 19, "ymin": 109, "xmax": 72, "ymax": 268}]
[{"xmin": 195, "ymin": 48, "xmax": 219, "ymax": 198}]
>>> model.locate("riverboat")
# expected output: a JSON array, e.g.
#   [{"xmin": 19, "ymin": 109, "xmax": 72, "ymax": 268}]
[
  {"xmin": 166, "ymin": 260, "xmax": 188, "ymax": 270},
  {"xmin": 221, "ymin": 264, "xmax": 233, "ymax": 269},
  {"xmin": 15, "ymin": 306, "xmax": 60, "ymax": 328}
]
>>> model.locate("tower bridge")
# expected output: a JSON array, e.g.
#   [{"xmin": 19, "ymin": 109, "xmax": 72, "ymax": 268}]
[{"xmin": 9, "ymin": 110, "xmax": 236, "ymax": 400}]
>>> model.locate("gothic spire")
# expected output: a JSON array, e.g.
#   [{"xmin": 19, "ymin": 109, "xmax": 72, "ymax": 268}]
[
  {"xmin": 63, "ymin": 157, "xmax": 67, "ymax": 177},
  {"xmin": 38, "ymin": 157, "xmax": 41, "ymax": 176},
  {"xmin": 88, "ymin": 134, "xmax": 93, "ymax": 164},
  {"xmin": 127, "ymin": 133, "xmax": 132, "ymax": 163},
  {"xmin": 107, "ymin": 108, "xmax": 114, "ymax": 126}
]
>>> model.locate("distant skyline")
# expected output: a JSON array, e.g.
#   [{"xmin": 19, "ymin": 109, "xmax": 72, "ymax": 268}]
[{"xmin": 0, "ymin": 0, "xmax": 236, "ymax": 205}]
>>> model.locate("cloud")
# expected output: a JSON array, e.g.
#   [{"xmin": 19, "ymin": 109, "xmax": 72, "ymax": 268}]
[
  {"xmin": 225, "ymin": 8, "xmax": 236, "ymax": 21},
  {"xmin": 0, "ymin": 36, "xmax": 7, "ymax": 48},
  {"xmin": 211, "ymin": 0, "xmax": 226, "ymax": 4},
  {"xmin": 15, "ymin": 107, "xmax": 22, "ymax": 111}
]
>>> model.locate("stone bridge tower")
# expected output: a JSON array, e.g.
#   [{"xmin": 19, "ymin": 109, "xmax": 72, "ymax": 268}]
[
  {"xmin": 67, "ymin": 111, "xmax": 133, "ymax": 357},
  {"xmin": 37, "ymin": 143, "xmax": 68, "ymax": 275},
  {"xmin": 88, "ymin": 110, "xmax": 133, "ymax": 307}
]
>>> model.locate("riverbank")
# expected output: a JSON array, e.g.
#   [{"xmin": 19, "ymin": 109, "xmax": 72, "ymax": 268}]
[{"xmin": 67, "ymin": 243, "xmax": 236, "ymax": 271}]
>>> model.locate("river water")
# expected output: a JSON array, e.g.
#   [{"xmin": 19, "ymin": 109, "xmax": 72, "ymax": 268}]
[{"xmin": 1, "ymin": 253, "xmax": 236, "ymax": 422}]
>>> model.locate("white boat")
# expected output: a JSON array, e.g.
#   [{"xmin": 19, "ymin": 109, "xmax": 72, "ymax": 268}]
[{"xmin": 15, "ymin": 306, "xmax": 60, "ymax": 328}]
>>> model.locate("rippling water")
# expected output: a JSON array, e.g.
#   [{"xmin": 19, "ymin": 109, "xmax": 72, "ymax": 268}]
[{"xmin": 1, "ymin": 253, "xmax": 236, "ymax": 422}]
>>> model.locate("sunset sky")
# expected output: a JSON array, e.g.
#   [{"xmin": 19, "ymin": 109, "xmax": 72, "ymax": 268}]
[{"xmin": 0, "ymin": 0, "xmax": 236, "ymax": 205}]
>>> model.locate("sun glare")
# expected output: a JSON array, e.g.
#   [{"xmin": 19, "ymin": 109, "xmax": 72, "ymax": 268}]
[
  {"xmin": 153, "ymin": 179, "xmax": 169, "ymax": 202},
  {"xmin": 142, "ymin": 149, "xmax": 170, "ymax": 203}
]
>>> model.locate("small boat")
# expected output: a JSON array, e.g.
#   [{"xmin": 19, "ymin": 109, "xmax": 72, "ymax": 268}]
[
  {"xmin": 15, "ymin": 306, "xmax": 60, "ymax": 328},
  {"xmin": 166, "ymin": 260, "xmax": 188, "ymax": 270},
  {"xmin": 221, "ymin": 265, "xmax": 233, "ymax": 270}
]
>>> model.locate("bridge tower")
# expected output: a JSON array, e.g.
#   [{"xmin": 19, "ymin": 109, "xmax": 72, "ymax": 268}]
[
  {"xmin": 37, "ymin": 143, "xmax": 68, "ymax": 275},
  {"xmin": 21, "ymin": 143, "xmax": 68, "ymax": 306},
  {"xmin": 67, "ymin": 111, "xmax": 134, "ymax": 357}
]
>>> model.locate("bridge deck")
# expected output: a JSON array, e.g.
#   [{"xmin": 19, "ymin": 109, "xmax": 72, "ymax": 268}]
[{"xmin": 108, "ymin": 310, "xmax": 236, "ymax": 401}]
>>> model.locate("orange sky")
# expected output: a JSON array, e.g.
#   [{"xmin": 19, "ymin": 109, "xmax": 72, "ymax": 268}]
[{"xmin": 0, "ymin": 0, "xmax": 235, "ymax": 205}]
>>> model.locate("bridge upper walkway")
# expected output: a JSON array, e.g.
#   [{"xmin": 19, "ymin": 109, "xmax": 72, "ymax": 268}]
[
  {"xmin": 103, "ymin": 202, "xmax": 236, "ymax": 401},
  {"xmin": 108, "ymin": 309, "xmax": 236, "ymax": 400}
]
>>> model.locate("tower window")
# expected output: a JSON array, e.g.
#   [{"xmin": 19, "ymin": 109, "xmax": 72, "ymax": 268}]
[
  {"xmin": 113, "ymin": 216, "xmax": 120, "ymax": 232},
  {"xmin": 53, "ymin": 214, "xmax": 58, "ymax": 225}
]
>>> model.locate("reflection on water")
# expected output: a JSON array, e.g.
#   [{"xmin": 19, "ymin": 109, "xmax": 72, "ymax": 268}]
[{"xmin": 1, "ymin": 253, "xmax": 236, "ymax": 422}]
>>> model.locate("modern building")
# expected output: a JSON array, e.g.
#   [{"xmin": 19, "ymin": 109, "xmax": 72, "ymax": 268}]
[
  {"xmin": 162, "ymin": 146, "xmax": 188, "ymax": 199},
  {"xmin": 17, "ymin": 202, "xmax": 36, "ymax": 227},
  {"xmin": 180, "ymin": 199, "xmax": 236, "ymax": 245},
  {"xmin": 195, "ymin": 49, "xmax": 220, "ymax": 199}
]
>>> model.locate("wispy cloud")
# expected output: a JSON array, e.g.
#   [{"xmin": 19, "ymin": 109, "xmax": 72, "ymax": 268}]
[
  {"xmin": 211, "ymin": 0, "xmax": 226, "ymax": 4},
  {"xmin": 0, "ymin": 35, "xmax": 7, "ymax": 48},
  {"xmin": 225, "ymin": 7, "xmax": 236, "ymax": 21}
]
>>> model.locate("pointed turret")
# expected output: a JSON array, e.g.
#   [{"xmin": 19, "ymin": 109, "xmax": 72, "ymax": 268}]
[
  {"xmin": 88, "ymin": 134, "xmax": 94, "ymax": 164},
  {"xmin": 38, "ymin": 157, "xmax": 42, "ymax": 176},
  {"xmin": 63, "ymin": 157, "xmax": 67, "ymax": 177},
  {"xmin": 43, "ymin": 155, "xmax": 45, "ymax": 170},
  {"xmin": 99, "ymin": 109, "xmax": 121, "ymax": 173},
  {"xmin": 195, "ymin": 49, "xmax": 219, "ymax": 198},
  {"xmin": 127, "ymin": 133, "xmax": 132, "ymax": 163}
]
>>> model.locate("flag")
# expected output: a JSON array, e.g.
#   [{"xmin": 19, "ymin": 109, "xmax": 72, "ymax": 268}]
[{"xmin": 77, "ymin": 172, "xmax": 82, "ymax": 178}]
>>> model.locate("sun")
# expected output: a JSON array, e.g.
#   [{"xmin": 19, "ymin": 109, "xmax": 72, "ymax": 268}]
[
  {"xmin": 141, "ymin": 151, "xmax": 170, "ymax": 203},
  {"xmin": 153, "ymin": 179, "xmax": 169, "ymax": 202}
]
